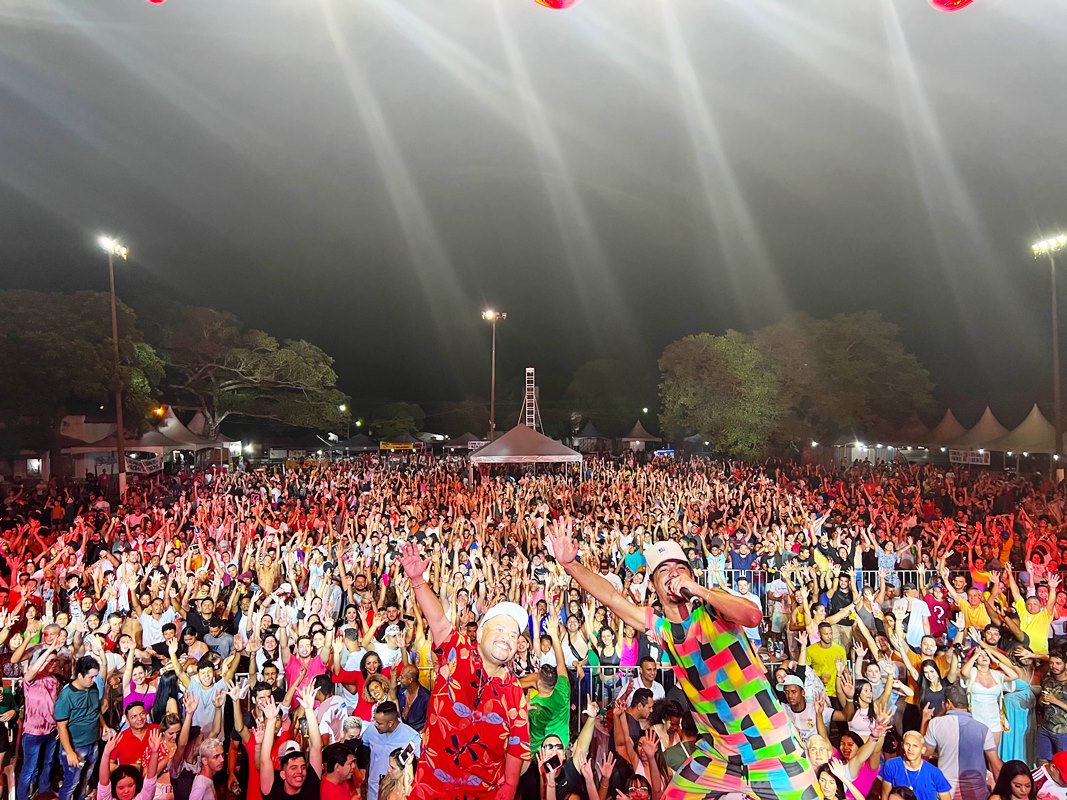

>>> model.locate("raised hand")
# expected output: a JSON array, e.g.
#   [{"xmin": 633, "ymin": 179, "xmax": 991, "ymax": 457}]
[
  {"xmin": 261, "ymin": 697, "xmax": 280, "ymax": 721},
  {"xmin": 596, "ymin": 750, "xmax": 616, "ymax": 783},
  {"xmin": 638, "ymin": 729, "xmax": 659, "ymax": 762},
  {"xmin": 298, "ymin": 683, "xmax": 316, "ymax": 712},
  {"xmin": 546, "ymin": 518, "xmax": 579, "ymax": 566},
  {"xmin": 828, "ymin": 757, "xmax": 851, "ymax": 783},
  {"xmin": 398, "ymin": 541, "xmax": 430, "ymax": 582},
  {"xmin": 184, "ymin": 693, "xmax": 200, "ymax": 716}
]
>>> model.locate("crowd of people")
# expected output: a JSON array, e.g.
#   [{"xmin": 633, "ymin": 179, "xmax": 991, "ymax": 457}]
[{"xmin": 0, "ymin": 453, "xmax": 1064, "ymax": 800}]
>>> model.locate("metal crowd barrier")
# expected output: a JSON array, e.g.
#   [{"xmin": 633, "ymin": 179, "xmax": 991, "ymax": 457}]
[{"xmin": 695, "ymin": 567, "xmax": 973, "ymax": 619}]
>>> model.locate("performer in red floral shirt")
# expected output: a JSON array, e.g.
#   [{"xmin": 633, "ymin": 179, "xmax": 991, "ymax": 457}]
[{"xmin": 397, "ymin": 541, "xmax": 530, "ymax": 800}]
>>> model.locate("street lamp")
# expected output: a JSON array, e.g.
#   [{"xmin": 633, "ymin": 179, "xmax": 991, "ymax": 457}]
[
  {"xmin": 481, "ymin": 309, "xmax": 507, "ymax": 441},
  {"xmin": 1033, "ymin": 233, "xmax": 1067, "ymax": 460},
  {"xmin": 98, "ymin": 235, "xmax": 129, "ymax": 500},
  {"xmin": 338, "ymin": 404, "xmax": 350, "ymax": 439}
]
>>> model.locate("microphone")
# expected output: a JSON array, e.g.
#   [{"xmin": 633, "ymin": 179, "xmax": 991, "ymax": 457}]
[{"xmin": 679, "ymin": 586, "xmax": 695, "ymax": 601}]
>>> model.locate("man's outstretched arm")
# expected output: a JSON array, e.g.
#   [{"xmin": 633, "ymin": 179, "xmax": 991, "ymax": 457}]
[{"xmin": 548, "ymin": 521, "xmax": 647, "ymax": 632}]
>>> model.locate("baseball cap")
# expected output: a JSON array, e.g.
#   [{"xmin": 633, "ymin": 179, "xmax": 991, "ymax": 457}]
[
  {"xmin": 384, "ymin": 624, "xmax": 401, "ymax": 637},
  {"xmin": 776, "ymin": 675, "xmax": 805, "ymax": 692},
  {"xmin": 643, "ymin": 540, "xmax": 688, "ymax": 574},
  {"xmin": 1051, "ymin": 751, "xmax": 1067, "ymax": 775},
  {"xmin": 277, "ymin": 741, "xmax": 302, "ymax": 758},
  {"xmin": 478, "ymin": 602, "xmax": 529, "ymax": 637}
]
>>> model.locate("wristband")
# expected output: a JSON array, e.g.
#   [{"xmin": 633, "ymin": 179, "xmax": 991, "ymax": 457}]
[{"xmin": 409, "ymin": 582, "xmax": 426, "ymax": 590}]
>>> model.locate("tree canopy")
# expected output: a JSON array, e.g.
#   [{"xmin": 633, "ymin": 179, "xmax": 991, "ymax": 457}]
[
  {"xmin": 754, "ymin": 311, "xmax": 935, "ymax": 443},
  {"xmin": 161, "ymin": 306, "xmax": 349, "ymax": 438},
  {"xmin": 0, "ymin": 290, "xmax": 163, "ymax": 429},
  {"xmin": 658, "ymin": 312, "xmax": 935, "ymax": 457},
  {"xmin": 658, "ymin": 331, "xmax": 783, "ymax": 459}
]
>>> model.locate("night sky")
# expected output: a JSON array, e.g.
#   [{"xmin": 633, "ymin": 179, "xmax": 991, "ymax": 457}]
[{"xmin": 2, "ymin": 0, "xmax": 1066, "ymax": 428}]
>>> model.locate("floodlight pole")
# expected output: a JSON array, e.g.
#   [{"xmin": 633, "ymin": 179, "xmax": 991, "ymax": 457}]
[{"xmin": 107, "ymin": 247, "xmax": 127, "ymax": 500}]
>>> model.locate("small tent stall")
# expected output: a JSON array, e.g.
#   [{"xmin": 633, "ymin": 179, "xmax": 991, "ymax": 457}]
[
  {"xmin": 572, "ymin": 420, "xmax": 611, "ymax": 453},
  {"xmin": 619, "ymin": 420, "xmax": 662, "ymax": 452},
  {"xmin": 443, "ymin": 432, "xmax": 484, "ymax": 453},
  {"xmin": 66, "ymin": 429, "xmax": 190, "ymax": 479},
  {"xmin": 334, "ymin": 433, "xmax": 378, "ymax": 453}
]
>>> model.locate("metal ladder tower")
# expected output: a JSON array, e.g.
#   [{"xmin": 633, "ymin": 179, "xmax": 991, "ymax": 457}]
[{"xmin": 517, "ymin": 367, "xmax": 543, "ymax": 433}]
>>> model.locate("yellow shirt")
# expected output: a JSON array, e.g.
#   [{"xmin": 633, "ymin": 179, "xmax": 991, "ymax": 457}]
[
  {"xmin": 959, "ymin": 599, "xmax": 991, "ymax": 630},
  {"xmin": 1014, "ymin": 599, "xmax": 1053, "ymax": 655},
  {"xmin": 806, "ymin": 642, "xmax": 847, "ymax": 697}
]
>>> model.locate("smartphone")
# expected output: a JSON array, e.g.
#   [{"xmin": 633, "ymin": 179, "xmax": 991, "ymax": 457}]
[
  {"xmin": 543, "ymin": 754, "xmax": 563, "ymax": 772},
  {"xmin": 398, "ymin": 743, "xmax": 416, "ymax": 768}
]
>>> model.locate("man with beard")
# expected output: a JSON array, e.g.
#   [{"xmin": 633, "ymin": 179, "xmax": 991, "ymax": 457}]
[
  {"xmin": 548, "ymin": 520, "xmax": 818, "ymax": 800},
  {"xmin": 397, "ymin": 541, "xmax": 530, "ymax": 800}
]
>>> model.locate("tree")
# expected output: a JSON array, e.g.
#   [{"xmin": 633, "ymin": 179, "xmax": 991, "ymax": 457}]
[
  {"xmin": 658, "ymin": 331, "xmax": 783, "ymax": 459},
  {"xmin": 754, "ymin": 311, "xmax": 934, "ymax": 443},
  {"xmin": 563, "ymin": 359, "xmax": 651, "ymax": 437},
  {"xmin": 160, "ymin": 307, "xmax": 349, "ymax": 438},
  {"xmin": 425, "ymin": 399, "xmax": 488, "ymax": 438},
  {"xmin": 371, "ymin": 402, "xmax": 425, "ymax": 440},
  {"xmin": 0, "ymin": 290, "xmax": 163, "ymax": 434}
]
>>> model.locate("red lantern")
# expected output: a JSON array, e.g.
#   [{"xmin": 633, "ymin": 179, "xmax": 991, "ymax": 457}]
[
  {"xmin": 930, "ymin": 0, "xmax": 974, "ymax": 10},
  {"xmin": 534, "ymin": 0, "xmax": 583, "ymax": 8}
]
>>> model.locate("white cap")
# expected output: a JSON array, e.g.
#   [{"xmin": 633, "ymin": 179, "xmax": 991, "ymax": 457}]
[
  {"xmin": 643, "ymin": 540, "xmax": 688, "ymax": 575},
  {"xmin": 478, "ymin": 601, "xmax": 529, "ymax": 637}
]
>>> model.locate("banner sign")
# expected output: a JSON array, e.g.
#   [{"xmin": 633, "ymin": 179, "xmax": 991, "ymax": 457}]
[
  {"xmin": 126, "ymin": 455, "xmax": 163, "ymax": 474},
  {"xmin": 468, "ymin": 440, "xmax": 489, "ymax": 451},
  {"xmin": 380, "ymin": 443, "xmax": 415, "ymax": 451},
  {"xmin": 948, "ymin": 449, "xmax": 990, "ymax": 466}
]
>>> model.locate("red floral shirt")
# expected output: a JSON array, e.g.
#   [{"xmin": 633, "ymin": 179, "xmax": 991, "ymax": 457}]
[{"xmin": 410, "ymin": 630, "xmax": 529, "ymax": 800}]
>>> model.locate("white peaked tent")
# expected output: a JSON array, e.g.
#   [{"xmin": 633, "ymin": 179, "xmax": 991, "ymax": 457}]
[
  {"xmin": 157, "ymin": 407, "xmax": 238, "ymax": 451},
  {"xmin": 470, "ymin": 425, "xmax": 582, "ymax": 465},
  {"xmin": 620, "ymin": 419, "xmax": 661, "ymax": 452},
  {"xmin": 985, "ymin": 404, "xmax": 1057, "ymax": 454},
  {"xmin": 948, "ymin": 406, "xmax": 1009, "ymax": 449},
  {"xmin": 925, "ymin": 410, "xmax": 968, "ymax": 445},
  {"xmin": 620, "ymin": 420, "xmax": 661, "ymax": 443}
]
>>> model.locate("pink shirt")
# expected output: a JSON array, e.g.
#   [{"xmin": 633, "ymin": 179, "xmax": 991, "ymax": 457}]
[
  {"xmin": 283, "ymin": 654, "xmax": 327, "ymax": 705},
  {"xmin": 23, "ymin": 674, "xmax": 59, "ymax": 736}
]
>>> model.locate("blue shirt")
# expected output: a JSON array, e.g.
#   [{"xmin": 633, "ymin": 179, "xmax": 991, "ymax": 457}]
[{"xmin": 879, "ymin": 759, "xmax": 952, "ymax": 800}]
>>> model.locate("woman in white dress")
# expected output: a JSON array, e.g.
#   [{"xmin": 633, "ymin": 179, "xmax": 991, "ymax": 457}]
[{"xmin": 961, "ymin": 642, "xmax": 1020, "ymax": 747}]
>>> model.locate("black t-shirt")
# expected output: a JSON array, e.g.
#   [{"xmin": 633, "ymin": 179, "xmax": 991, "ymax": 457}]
[{"xmin": 262, "ymin": 765, "xmax": 321, "ymax": 800}]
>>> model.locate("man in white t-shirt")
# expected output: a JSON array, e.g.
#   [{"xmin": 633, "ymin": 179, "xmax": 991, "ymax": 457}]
[
  {"xmin": 904, "ymin": 585, "xmax": 932, "ymax": 650},
  {"xmin": 624, "ymin": 657, "xmax": 665, "ymax": 701},
  {"xmin": 732, "ymin": 577, "xmax": 763, "ymax": 647},
  {"xmin": 599, "ymin": 559, "xmax": 624, "ymax": 594},
  {"xmin": 139, "ymin": 597, "xmax": 177, "ymax": 649},
  {"xmin": 779, "ymin": 676, "xmax": 834, "ymax": 746}
]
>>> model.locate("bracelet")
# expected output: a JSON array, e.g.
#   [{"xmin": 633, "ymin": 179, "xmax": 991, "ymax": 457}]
[{"xmin": 410, "ymin": 582, "xmax": 426, "ymax": 590}]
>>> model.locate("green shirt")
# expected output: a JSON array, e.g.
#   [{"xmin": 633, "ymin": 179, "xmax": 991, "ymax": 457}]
[
  {"xmin": 529, "ymin": 674, "xmax": 572, "ymax": 752},
  {"xmin": 54, "ymin": 682, "xmax": 101, "ymax": 749}
]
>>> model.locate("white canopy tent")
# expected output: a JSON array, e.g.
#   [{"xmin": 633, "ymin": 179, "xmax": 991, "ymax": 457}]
[
  {"xmin": 925, "ymin": 409, "xmax": 968, "ymax": 446},
  {"xmin": 947, "ymin": 406, "xmax": 1009, "ymax": 449},
  {"xmin": 984, "ymin": 404, "xmax": 1058, "ymax": 454}
]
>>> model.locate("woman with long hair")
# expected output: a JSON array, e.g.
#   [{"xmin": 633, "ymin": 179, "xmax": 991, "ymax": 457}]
[
  {"xmin": 999, "ymin": 646, "xmax": 1039, "ymax": 766},
  {"xmin": 988, "ymin": 760, "xmax": 1036, "ymax": 800},
  {"xmin": 122, "ymin": 648, "xmax": 158, "ymax": 714},
  {"xmin": 961, "ymin": 643, "xmax": 1019, "ymax": 747},
  {"xmin": 150, "ymin": 669, "xmax": 182, "ymax": 725},
  {"xmin": 905, "ymin": 659, "xmax": 948, "ymax": 717}
]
